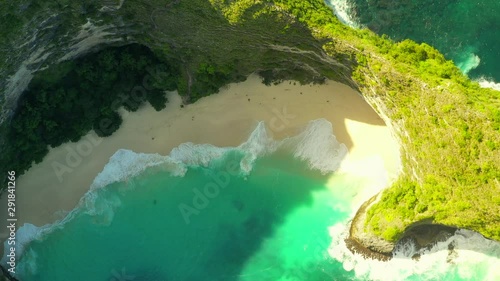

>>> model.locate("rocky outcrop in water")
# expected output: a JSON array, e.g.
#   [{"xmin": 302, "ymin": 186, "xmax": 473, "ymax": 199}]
[
  {"xmin": 346, "ymin": 194, "xmax": 394, "ymax": 260},
  {"xmin": 347, "ymin": 194, "xmax": 461, "ymax": 261}
]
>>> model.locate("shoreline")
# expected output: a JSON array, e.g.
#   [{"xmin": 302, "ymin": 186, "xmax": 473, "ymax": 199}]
[
  {"xmin": 0, "ymin": 74, "xmax": 401, "ymax": 254},
  {"xmin": 346, "ymin": 193, "xmax": 394, "ymax": 261}
]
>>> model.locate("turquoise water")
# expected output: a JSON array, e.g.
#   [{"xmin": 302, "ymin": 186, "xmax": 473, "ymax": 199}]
[
  {"xmin": 4, "ymin": 120, "xmax": 500, "ymax": 280},
  {"xmin": 14, "ymin": 153, "xmax": 356, "ymax": 281},
  {"xmin": 327, "ymin": 0, "xmax": 500, "ymax": 87}
]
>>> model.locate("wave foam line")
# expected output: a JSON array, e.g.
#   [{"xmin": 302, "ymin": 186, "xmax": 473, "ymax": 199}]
[
  {"xmin": 1, "ymin": 224, "xmax": 40, "ymax": 267},
  {"xmin": 478, "ymin": 77, "xmax": 500, "ymax": 91},
  {"xmin": 2, "ymin": 119, "xmax": 347, "ymax": 265},
  {"xmin": 282, "ymin": 118, "xmax": 348, "ymax": 174},
  {"xmin": 329, "ymin": 222, "xmax": 500, "ymax": 281},
  {"xmin": 91, "ymin": 150, "xmax": 187, "ymax": 190},
  {"xmin": 325, "ymin": 0, "xmax": 360, "ymax": 28},
  {"xmin": 456, "ymin": 52, "xmax": 481, "ymax": 75},
  {"xmin": 453, "ymin": 47, "xmax": 499, "ymax": 92}
]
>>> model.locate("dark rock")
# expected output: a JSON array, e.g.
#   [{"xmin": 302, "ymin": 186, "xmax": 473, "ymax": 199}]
[
  {"xmin": 348, "ymin": 194, "xmax": 395, "ymax": 261},
  {"xmin": 396, "ymin": 222, "xmax": 457, "ymax": 251}
]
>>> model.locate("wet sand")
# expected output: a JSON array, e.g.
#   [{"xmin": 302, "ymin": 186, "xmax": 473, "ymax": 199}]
[{"xmin": 0, "ymin": 74, "xmax": 400, "ymax": 252}]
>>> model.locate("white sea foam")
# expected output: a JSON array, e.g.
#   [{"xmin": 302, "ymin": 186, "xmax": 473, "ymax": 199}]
[
  {"xmin": 453, "ymin": 48, "xmax": 500, "ymax": 92},
  {"xmin": 325, "ymin": 0, "xmax": 360, "ymax": 27},
  {"xmin": 454, "ymin": 46, "xmax": 500, "ymax": 92},
  {"xmin": 328, "ymin": 220, "xmax": 500, "ymax": 281},
  {"xmin": 478, "ymin": 77, "xmax": 500, "ymax": 91},
  {"xmin": 456, "ymin": 52, "xmax": 481, "ymax": 74},
  {"xmin": 237, "ymin": 119, "xmax": 348, "ymax": 174},
  {"xmin": 82, "ymin": 189, "xmax": 122, "ymax": 221},
  {"xmin": 1, "ymin": 223, "xmax": 41, "ymax": 266},
  {"xmin": 169, "ymin": 143, "xmax": 228, "ymax": 167},
  {"xmin": 238, "ymin": 121, "xmax": 278, "ymax": 173},
  {"xmin": 17, "ymin": 248, "xmax": 38, "ymax": 277},
  {"xmin": 90, "ymin": 149, "xmax": 187, "ymax": 190},
  {"xmin": 5, "ymin": 119, "xmax": 347, "ymax": 265},
  {"xmin": 282, "ymin": 119, "xmax": 348, "ymax": 174}
]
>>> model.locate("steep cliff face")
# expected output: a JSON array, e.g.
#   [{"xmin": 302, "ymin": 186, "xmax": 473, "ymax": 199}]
[
  {"xmin": 0, "ymin": 2, "xmax": 138, "ymax": 126},
  {"xmin": 0, "ymin": 0, "xmax": 354, "ymax": 126}
]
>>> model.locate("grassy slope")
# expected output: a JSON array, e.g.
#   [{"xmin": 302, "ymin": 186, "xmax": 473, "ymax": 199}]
[{"xmin": 264, "ymin": 0, "xmax": 500, "ymax": 242}]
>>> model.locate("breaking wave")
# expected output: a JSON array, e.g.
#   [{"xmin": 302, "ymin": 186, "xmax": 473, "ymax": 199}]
[
  {"xmin": 2, "ymin": 119, "xmax": 347, "ymax": 265},
  {"xmin": 325, "ymin": 0, "xmax": 359, "ymax": 27},
  {"xmin": 456, "ymin": 51, "xmax": 481, "ymax": 75},
  {"xmin": 329, "ymin": 220, "xmax": 500, "ymax": 280},
  {"xmin": 4, "ymin": 118, "xmax": 499, "ymax": 280},
  {"xmin": 478, "ymin": 77, "xmax": 500, "ymax": 91}
]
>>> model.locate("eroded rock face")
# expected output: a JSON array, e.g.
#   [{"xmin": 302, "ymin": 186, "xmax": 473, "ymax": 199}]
[
  {"xmin": 347, "ymin": 193, "xmax": 460, "ymax": 262},
  {"xmin": 1, "ymin": 25, "xmax": 132, "ymax": 125},
  {"xmin": 1, "ymin": 1, "xmax": 350, "ymax": 126},
  {"xmin": 346, "ymin": 194, "xmax": 395, "ymax": 260},
  {"xmin": 0, "ymin": 3, "xmax": 135, "ymax": 126},
  {"xmin": 396, "ymin": 223, "xmax": 457, "ymax": 251},
  {"xmin": 345, "ymin": 236, "xmax": 393, "ymax": 261}
]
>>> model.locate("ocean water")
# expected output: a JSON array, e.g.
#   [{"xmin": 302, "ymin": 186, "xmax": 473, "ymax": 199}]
[
  {"xmin": 326, "ymin": 0, "xmax": 500, "ymax": 89},
  {"xmin": 3, "ymin": 120, "xmax": 500, "ymax": 281}
]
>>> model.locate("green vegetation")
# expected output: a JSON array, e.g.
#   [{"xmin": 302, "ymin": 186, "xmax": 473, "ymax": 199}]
[
  {"xmin": 1, "ymin": 44, "xmax": 177, "ymax": 177},
  {"xmin": 120, "ymin": 0, "xmax": 349, "ymax": 100},
  {"xmin": 266, "ymin": 0, "xmax": 500, "ymax": 241},
  {"xmin": 1, "ymin": 0, "xmax": 350, "ymax": 183},
  {"xmin": 1, "ymin": 0, "xmax": 499, "ymax": 246},
  {"xmin": 0, "ymin": 0, "xmax": 107, "ymax": 74}
]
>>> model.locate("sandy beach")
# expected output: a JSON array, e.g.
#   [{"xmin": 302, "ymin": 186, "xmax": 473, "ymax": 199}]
[{"xmin": 0, "ymin": 74, "xmax": 400, "ymax": 251}]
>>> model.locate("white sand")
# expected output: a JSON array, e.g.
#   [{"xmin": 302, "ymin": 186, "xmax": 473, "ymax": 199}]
[{"xmin": 0, "ymin": 75, "xmax": 400, "ymax": 249}]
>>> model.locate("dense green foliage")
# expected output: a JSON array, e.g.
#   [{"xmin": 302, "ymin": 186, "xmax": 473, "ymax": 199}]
[
  {"xmin": 2, "ymin": 0, "xmax": 343, "ymax": 185},
  {"xmin": 0, "ymin": 0, "xmax": 109, "ymax": 76},
  {"xmin": 1, "ymin": 44, "xmax": 176, "ymax": 178},
  {"xmin": 124, "ymin": 0, "xmax": 346, "ymax": 99},
  {"xmin": 265, "ymin": 0, "xmax": 500, "ymax": 241},
  {"xmin": 1, "ymin": 0, "xmax": 499, "ymax": 245}
]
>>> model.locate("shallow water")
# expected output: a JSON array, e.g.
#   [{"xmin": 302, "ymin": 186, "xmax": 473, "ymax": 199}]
[{"xmin": 3, "ymin": 120, "xmax": 500, "ymax": 281}]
